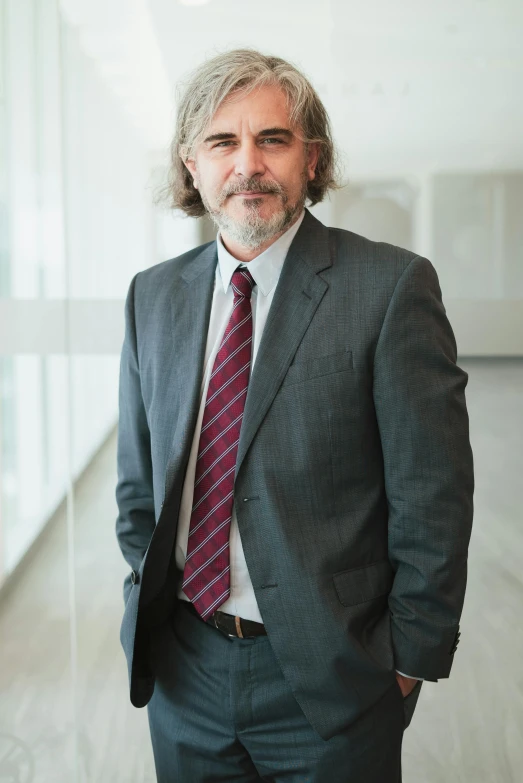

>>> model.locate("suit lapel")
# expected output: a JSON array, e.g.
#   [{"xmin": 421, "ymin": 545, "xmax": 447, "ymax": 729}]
[
  {"xmin": 234, "ymin": 209, "xmax": 333, "ymax": 480},
  {"xmin": 163, "ymin": 241, "xmax": 217, "ymax": 502}
]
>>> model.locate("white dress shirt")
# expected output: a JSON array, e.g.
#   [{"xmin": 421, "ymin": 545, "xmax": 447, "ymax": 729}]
[{"xmin": 173, "ymin": 207, "xmax": 421, "ymax": 682}]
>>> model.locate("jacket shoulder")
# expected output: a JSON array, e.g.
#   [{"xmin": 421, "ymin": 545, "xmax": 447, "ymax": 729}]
[
  {"xmin": 328, "ymin": 225, "xmax": 422, "ymax": 272},
  {"xmin": 137, "ymin": 239, "xmax": 215, "ymax": 287}
]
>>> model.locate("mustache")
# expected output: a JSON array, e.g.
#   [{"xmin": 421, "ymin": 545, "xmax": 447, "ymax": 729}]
[{"xmin": 222, "ymin": 180, "xmax": 285, "ymax": 198}]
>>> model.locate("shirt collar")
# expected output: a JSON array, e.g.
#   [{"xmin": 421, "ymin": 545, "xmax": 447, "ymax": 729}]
[{"xmin": 216, "ymin": 209, "xmax": 305, "ymax": 297}]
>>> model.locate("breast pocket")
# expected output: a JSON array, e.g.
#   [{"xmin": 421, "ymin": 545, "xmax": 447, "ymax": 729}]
[{"xmin": 280, "ymin": 348, "xmax": 353, "ymax": 387}]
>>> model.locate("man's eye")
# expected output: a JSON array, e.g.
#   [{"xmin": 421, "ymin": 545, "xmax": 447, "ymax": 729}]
[{"xmin": 213, "ymin": 138, "xmax": 283, "ymax": 148}]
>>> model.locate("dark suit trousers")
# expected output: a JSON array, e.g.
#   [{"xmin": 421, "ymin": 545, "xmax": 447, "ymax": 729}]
[{"xmin": 147, "ymin": 598, "xmax": 410, "ymax": 783}]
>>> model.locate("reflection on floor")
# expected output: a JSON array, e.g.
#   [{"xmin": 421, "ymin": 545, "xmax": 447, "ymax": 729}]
[{"xmin": 0, "ymin": 359, "xmax": 522, "ymax": 782}]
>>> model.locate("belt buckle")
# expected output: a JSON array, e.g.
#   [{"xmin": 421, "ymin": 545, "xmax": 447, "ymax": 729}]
[{"xmin": 210, "ymin": 611, "xmax": 229, "ymax": 637}]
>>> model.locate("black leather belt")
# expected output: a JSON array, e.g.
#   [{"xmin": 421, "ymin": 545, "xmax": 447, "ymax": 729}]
[{"xmin": 179, "ymin": 598, "xmax": 267, "ymax": 638}]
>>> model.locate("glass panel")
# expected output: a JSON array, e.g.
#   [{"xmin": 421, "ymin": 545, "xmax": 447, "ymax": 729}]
[{"xmin": 0, "ymin": 1, "xmax": 155, "ymax": 779}]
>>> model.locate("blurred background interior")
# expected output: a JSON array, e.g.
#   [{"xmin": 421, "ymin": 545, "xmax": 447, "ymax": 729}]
[{"xmin": 0, "ymin": 0, "xmax": 522, "ymax": 780}]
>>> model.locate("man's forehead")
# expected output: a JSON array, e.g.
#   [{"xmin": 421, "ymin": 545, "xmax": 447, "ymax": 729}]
[{"xmin": 204, "ymin": 85, "xmax": 293, "ymax": 133}]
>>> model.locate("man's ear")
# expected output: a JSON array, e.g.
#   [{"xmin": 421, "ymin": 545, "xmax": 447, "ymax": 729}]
[
  {"xmin": 183, "ymin": 155, "xmax": 198, "ymax": 182},
  {"xmin": 307, "ymin": 142, "xmax": 320, "ymax": 181}
]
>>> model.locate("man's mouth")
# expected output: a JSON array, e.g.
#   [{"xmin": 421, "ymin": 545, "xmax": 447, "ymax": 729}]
[{"xmin": 234, "ymin": 191, "xmax": 270, "ymax": 197}]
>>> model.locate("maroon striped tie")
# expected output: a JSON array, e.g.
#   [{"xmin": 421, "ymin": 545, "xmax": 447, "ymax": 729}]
[{"xmin": 182, "ymin": 266, "xmax": 255, "ymax": 620}]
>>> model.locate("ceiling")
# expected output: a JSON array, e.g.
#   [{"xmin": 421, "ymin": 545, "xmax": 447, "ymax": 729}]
[{"xmin": 148, "ymin": 0, "xmax": 523, "ymax": 175}]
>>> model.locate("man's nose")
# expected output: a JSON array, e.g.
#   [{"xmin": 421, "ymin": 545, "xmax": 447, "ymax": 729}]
[{"xmin": 233, "ymin": 141, "xmax": 266, "ymax": 180}]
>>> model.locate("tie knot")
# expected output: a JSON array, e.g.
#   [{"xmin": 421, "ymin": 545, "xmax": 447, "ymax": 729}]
[{"xmin": 231, "ymin": 267, "xmax": 255, "ymax": 301}]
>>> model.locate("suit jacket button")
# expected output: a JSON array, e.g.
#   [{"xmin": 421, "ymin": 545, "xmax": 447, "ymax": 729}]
[{"xmin": 131, "ymin": 570, "xmax": 139, "ymax": 585}]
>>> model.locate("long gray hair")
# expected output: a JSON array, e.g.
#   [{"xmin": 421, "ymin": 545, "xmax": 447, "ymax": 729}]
[{"xmin": 157, "ymin": 48, "xmax": 343, "ymax": 217}]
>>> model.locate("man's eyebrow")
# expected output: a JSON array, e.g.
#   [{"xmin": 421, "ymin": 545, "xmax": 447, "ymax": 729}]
[
  {"xmin": 202, "ymin": 127, "xmax": 294, "ymax": 144},
  {"xmin": 203, "ymin": 132, "xmax": 236, "ymax": 144},
  {"xmin": 258, "ymin": 127, "xmax": 293, "ymax": 138}
]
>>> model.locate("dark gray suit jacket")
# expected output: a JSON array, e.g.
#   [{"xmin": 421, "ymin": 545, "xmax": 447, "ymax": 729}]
[{"xmin": 115, "ymin": 208, "xmax": 474, "ymax": 741}]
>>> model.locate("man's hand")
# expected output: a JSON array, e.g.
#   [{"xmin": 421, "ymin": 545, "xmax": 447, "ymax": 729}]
[{"xmin": 396, "ymin": 672, "xmax": 419, "ymax": 698}]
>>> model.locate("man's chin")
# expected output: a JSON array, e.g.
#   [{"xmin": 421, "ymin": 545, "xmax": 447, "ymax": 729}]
[
  {"xmin": 228, "ymin": 196, "xmax": 293, "ymax": 222},
  {"xmin": 228, "ymin": 198, "xmax": 276, "ymax": 218},
  {"xmin": 217, "ymin": 215, "xmax": 286, "ymax": 250},
  {"xmin": 217, "ymin": 205, "xmax": 278, "ymax": 229}
]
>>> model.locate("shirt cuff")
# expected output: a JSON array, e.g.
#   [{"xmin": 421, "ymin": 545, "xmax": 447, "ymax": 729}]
[{"xmin": 396, "ymin": 669, "xmax": 424, "ymax": 681}]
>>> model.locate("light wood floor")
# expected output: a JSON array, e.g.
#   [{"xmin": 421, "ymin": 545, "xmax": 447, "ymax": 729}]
[{"xmin": 0, "ymin": 358, "xmax": 521, "ymax": 782}]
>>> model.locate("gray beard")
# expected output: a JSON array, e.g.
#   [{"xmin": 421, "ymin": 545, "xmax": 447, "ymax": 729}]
[{"xmin": 208, "ymin": 197, "xmax": 303, "ymax": 250}]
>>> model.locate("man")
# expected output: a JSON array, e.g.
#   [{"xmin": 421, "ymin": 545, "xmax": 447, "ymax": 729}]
[{"xmin": 116, "ymin": 48, "xmax": 474, "ymax": 782}]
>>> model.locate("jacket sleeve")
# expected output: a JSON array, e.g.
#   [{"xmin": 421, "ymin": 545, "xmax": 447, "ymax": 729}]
[
  {"xmin": 373, "ymin": 255, "xmax": 474, "ymax": 681},
  {"xmin": 115, "ymin": 272, "xmax": 156, "ymax": 604}
]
